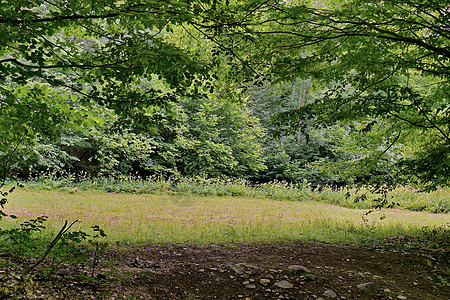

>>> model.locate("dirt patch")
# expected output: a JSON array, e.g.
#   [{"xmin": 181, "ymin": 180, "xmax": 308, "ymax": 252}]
[{"xmin": 1, "ymin": 241, "xmax": 449, "ymax": 299}]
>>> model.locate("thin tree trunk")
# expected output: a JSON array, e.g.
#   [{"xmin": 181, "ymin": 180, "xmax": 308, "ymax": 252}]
[
  {"xmin": 297, "ymin": 80, "xmax": 307, "ymax": 144},
  {"xmin": 290, "ymin": 78, "xmax": 297, "ymax": 138}
]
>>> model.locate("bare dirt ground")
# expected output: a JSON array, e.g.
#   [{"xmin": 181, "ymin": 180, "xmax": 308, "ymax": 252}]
[{"xmin": 3, "ymin": 239, "xmax": 448, "ymax": 300}]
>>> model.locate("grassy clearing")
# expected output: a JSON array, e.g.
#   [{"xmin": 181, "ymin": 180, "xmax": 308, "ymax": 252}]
[
  {"xmin": 21, "ymin": 175, "xmax": 450, "ymax": 213},
  {"xmin": 3, "ymin": 188, "xmax": 449, "ymax": 245}
]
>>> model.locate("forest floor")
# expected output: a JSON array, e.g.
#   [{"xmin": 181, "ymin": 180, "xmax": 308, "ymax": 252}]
[{"xmin": 2, "ymin": 239, "xmax": 449, "ymax": 300}]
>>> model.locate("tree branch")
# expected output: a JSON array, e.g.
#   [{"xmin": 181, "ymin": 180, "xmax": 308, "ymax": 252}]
[
  {"xmin": 387, "ymin": 111, "xmax": 434, "ymax": 129},
  {"xmin": 191, "ymin": 24, "xmax": 259, "ymax": 75},
  {"xmin": 0, "ymin": 12, "xmax": 119, "ymax": 24},
  {"xmin": 23, "ymin": 220, "xmax": 79, "ymax": 276},
  {"xmin": 408, "ymin": 91, "xmax": 450, "ymax": 142},
  {"xmin": 0, "ymin": 58, "xmax": 136, "ymax": 70}
]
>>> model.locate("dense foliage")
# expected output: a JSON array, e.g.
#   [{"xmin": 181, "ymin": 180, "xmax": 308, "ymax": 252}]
[{"xmin": 1, "ymin": 0, "xmax": 448, "ymax": 188}]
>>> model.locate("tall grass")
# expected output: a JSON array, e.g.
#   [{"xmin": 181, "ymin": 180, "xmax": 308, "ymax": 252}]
[
  {"xmin": 3, "ymin": 189, "xmax": 449, "ymax": 245},
  {"xmin": 20, "ymin": 173, "xmax": 450, "ymax": 213}
]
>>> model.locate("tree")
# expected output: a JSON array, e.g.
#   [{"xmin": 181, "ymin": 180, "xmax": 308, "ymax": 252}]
[
  {"xmin": 247, "ymin": 79, "xmax": 384, "ymax": 187},
  {"xmin": 176, "ymin": 95, "xmax": 266, "ymax": 178},
  {"xmin": 0, "ymin": 0, "xmax": 225, "ymax": 179},
  {"xmin": 204, "ymin": 0, "xmax": 449, "ymax": 187}
]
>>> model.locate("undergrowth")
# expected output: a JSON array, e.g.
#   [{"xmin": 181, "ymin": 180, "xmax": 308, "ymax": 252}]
[
  {"xmin": 0, "ymin": 180, "xmax": 108, "ymax": 299},
  {"xmin": 0, "ymin": 215, "xmax": 108, "ymax": 299}
]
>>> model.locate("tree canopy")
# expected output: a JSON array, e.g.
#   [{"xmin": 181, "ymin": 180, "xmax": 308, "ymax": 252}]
[
  {"xmin": 1, "ymin": 0, "xmax": 448, "ymax": 187},
  {"xmin": 205, "ymin": 0, "xmax": 449, "ymax": 187},
  {"xmin": 0, "ymin": 0, "xmax": 216, "ymax": 179}
]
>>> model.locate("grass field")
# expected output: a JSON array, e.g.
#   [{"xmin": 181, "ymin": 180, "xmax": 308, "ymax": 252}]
[
  {"xmin": 3, "ymin": 188, "xmax": 449, "ymax": 245},
  {"xmin": 21, "ymin": 175, "xmax": 450, "ymax": 213}
]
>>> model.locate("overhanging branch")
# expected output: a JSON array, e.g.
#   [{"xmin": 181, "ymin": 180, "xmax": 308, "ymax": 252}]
[{"xmin": 0, "ymin": 58, "xmax": 136, "ymax": 70}]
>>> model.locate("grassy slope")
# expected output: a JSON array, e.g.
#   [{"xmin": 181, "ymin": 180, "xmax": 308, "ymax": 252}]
[{"xmin": 3, "ymin": 189, "xmax": 449, "ymax": 244}]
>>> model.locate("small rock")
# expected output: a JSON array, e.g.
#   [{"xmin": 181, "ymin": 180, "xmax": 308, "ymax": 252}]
[
  {"xmin": 274, "ymin": 280, "xmax": 294, "ymax": 289},
  {"xmin": 356, "ymin": 282, "xmax": 377, "ymax": 295},
  {"xmin": 260, "ymin": 278, "xmax": 271, "ymax": 286},
  {"xmin": 230, "ymin": 265, "xmax": 245, "ymax": 275},
  {"xmin": 323, "ymin": 289, "xmax": 337, "ymax": 298},
  {"xmin": 288, "ymin": 265, "xmax": 311, "ymax": 274},
  {"xmin": 306, "ymin": 273, "xmax": 318, "ymax": 281},
  {"xmin": 243, "ymin": 281, "xmax": 250, "ymax": 285},
  {"xmin": 397, "ymin": 296, "xmax": 407, "ymax": 300},
  {"xmin": 269, "ymin": 269, "xmax": 279, "ymax": 273},
  {"xmin": 245, "ymin": 284, "xmax": 257, "ymax": 289},
  {"xmin": 242, "ymin": 263, "xmax": 259, "ymax": 270},
  {"xmin": 384, "ymin": 288, "xmax": 391, "ymax": 293}
]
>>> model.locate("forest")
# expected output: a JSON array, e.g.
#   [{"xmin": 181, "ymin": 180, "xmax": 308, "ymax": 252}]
[
  {"xmin": 0, "ymin": 0, "xmax": 449, "ymax": 299},
  {"xmin": 1, "ymin": 0, "xmax": 448, "ymax": 189}
]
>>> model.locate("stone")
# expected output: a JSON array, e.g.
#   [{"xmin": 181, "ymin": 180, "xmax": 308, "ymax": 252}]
[
  {"xmin": 323, "ymin": 289, "xmax": 337, "ymax": 298},
  {"xmin": 245, "ymin": 284, "xmax": 257, "ymax": 289},
  {"xmin": 241, "ymin": 263, "xmax": 259, "ymax": 270},
  {"xmin": 288, "ymin": 265, "xmax": 311, "ymax": 274},
  {"xmin": 243, "ymin": 281, "xmax": 250, "ymax": 285},
  {"xmin": 260, "ymin": 278, "xmax": 271, "ymax": 286},
  {"xmin": 397, "ymin": 296, "xmax": 407, "ymax": 300},
  {"xmin": 274, "ymin": 280, "xmax": 294, "ymax": 289},
  {"xmin": 356, "ymin": 282, "xmax": 377, "ymax": 295},
  {"xmin": 306, "ymin": 273, "xmax": 318, "ymax": 281},
  {"xmin": 230, "ymin": 265, "xmax": 245, "ymax": 275},
  {"xmin": 269, "ymin": 269, "xmax": 279, "ymax": 273}
]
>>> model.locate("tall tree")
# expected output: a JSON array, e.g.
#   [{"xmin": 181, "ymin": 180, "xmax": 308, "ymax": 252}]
[
  {"xmin": 0, "ymin": 0, "xmax": 224, "ymax": 180},
  {"xmin": 205, "ymin": 0, "xmax": 449, "ymax": 187}
]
